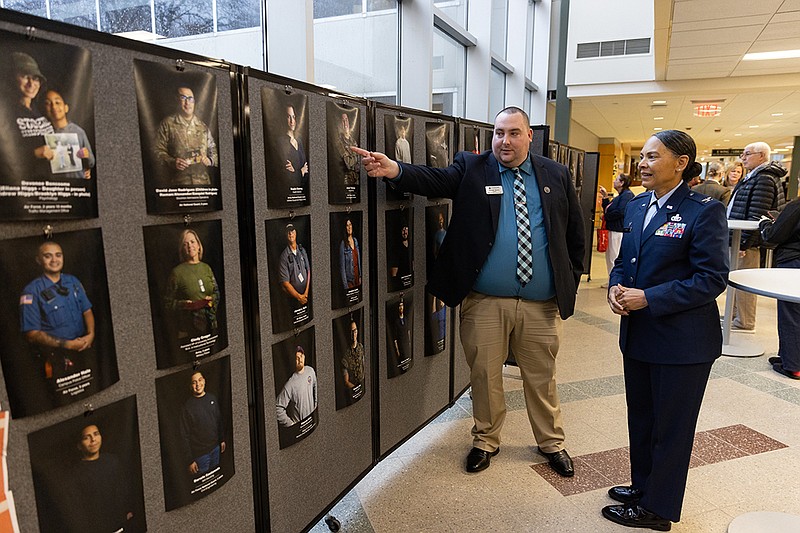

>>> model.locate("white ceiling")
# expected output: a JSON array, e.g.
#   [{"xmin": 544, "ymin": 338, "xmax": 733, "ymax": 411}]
[{"xmin": 568, "ymin": 0, "xmax": 800, "ymax": 157}]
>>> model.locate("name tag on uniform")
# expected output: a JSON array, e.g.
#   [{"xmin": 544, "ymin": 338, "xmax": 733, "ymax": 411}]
[
  {"xmin": 485, "ymin": 186, "xmax": 503, "ymax": 195},
  {"xmin": 654, "ymin": 222, "xmax": 686, "ymax": 238}
]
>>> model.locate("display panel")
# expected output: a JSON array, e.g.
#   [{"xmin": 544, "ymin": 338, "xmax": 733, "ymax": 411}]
[
  {"xmin": 28, "ymin": 396, "xmax": 146, "ymax": 532},
  {"xmin": 265, "ymin": 215, "xmax": 313, "ymax": 333},
  {"xmin": 385, "ymin": 295, "xmax": 413, "ymax": 378},
  {"xmin": 332, "ymin": 309, "xmax": 366, "ymax": 410},
  {"xmin": 0, "ymin": 229, "xmax": 118, "ymax": 418},
  {"xmin": 326, "ymin": 101, "xmax": 361, "ymax": 204},
  {"xmin": 155, "ymin": 356, "xmax": 235, "ymax": 510},
  {"xmin": 272, "ymin": 327, "xmax": 318, "ymax": 449},
  {"xmin": 261, "ymin": 87, "xmax": 310, "ymax": 208},
  {"xmin": 385, "ymin": 207, "xmax": 413, "ymax": 293},
  {"xmin": 329, "ymin": 211, "xmax": 363, "ymax": 310},
  {"xmin": 0, "ymin": 30, "xmax": 97, "ymax": 220},
  {"xmin": 133, "ymin": 59, "xmax": 222, "ymax": 214},
  {"xmin": 143, "ymin": 220, "xmax": 228, "ymax": 368}
]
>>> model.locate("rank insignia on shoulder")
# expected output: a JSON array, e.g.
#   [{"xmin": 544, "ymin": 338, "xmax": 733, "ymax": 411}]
[{"xmin": 702, "ymin": 196, "xmax": 712, "ymax": 203}]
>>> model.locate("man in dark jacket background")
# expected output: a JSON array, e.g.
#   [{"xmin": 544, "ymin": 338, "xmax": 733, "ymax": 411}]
[{"xmin": 726, "ymin": 142, "xmax": 786, "ymax": 331}]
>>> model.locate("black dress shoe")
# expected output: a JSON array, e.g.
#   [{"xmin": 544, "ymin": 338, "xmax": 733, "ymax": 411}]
[
  {"xmin": 602, "ymin": 503, "xmax": 671, "ymax": 531},
  {"xmin": 465, "ymin": 447, "xmax": 499, "ymax": 473},
  {"xmin": 773, "ymin": 363, "xmax": 800, "ymax": 380},
  {"xmin": 768, "ymin": 356, "xmax": 782, "ymax": 365},
  {"xmin": 538, "ymin": 448, "xmax": 574, "ymax": 477},
  {"xmin": 608, "ymin": 485, "xmax": 643, "ymax": 504}
]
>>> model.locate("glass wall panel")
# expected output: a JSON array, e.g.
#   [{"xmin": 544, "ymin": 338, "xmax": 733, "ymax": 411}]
[
  {"xmin": 218, "ymin": 0, "xmax": 260, "ymax": 31},
  {"xmin": 434, "ymin": 0, "xmax": 467, "ymax": 27},
  {"xmin": 525, "ymin": 0, "xmax": 535, "ymax": 80},
  {"xmin": 432, "ymin": 26, "xmax": 465, "ymax": 117},
  {"xmin": 314, "ymin": 0, "xmax": 361, "ymax": 18},
  {"xmin": 50, "ymin": 0, "xmax": 96, "ymax": 29},
  {"xmin": 489, "ymin": 65, "xmax": 505, "ymax": 119},
  {"xmin": 100, "ymin": 0, "xmax": 151, "ymax": 34},
  {"xmin": 313, "ymin": 0, "xmax": 398, "ymax": 99},
  {"xmin": 4, "ymin": 0, "xmax": 48, "ymax": 19},
  {"xmin": 154, "ymin": 0, "xmax": 213, "ymax": 38},
  {"xmin": 490, "ymin": 0, "xmax": 507, "ymax": 59}
]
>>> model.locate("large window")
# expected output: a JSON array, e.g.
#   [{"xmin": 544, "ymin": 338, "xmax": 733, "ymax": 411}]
[
  {"xmin": 490, "ymin": 0, "xmax": 507, "ymax": 60},
  {"xmin": 312, "ymin": 0, "xmax": 398, "ymax": 100},
  {"xmin": 432, "ymin": 26, "xmax": 465, "ymax": 116},
  {"xmin": 50, "ymin": 0, "xmax": 96, "ymax": 29},
  {"xmin": 489, "ymin": 65, "xmax": 505, "ymax": 119},
  {"xmin": 434, "ymin": 0, "xmax": 467, "ymax": 27},
  {"xmin": 100, "ymin": 0, "xmax": 151, "ymax": 34},
  {"xmin": 525, "ymin": 0, "xmax": 535, "ymax": 80},
  {"xmin": 154, "ymin": 0, "xmax": 212, "ymax": 38}
]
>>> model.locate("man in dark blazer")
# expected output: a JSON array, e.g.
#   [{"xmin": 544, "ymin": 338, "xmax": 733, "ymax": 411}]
[
  {"xmin": 353, "ymin": 106, "xmax": 585, "ymax": 477},
  {"xmin": 605, "ymin": 130, "xmax": 729, "ymax": 531}
]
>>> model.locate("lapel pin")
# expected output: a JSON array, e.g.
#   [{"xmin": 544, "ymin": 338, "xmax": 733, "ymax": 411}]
[
  {"xmin": 666, "ymin": 204, "xmax": 673, "ymax": 210},
  {"xmin": 671, "ymin": 214, "xmax": 682, "ymax": 222}
]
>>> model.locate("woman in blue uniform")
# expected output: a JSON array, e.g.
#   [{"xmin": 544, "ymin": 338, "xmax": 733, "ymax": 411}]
[{"xmin": 603, "ymin": 130, "xmax": 729, "ymax": 531}]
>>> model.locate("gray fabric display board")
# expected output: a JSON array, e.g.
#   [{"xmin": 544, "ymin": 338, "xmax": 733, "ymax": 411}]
[
  {"xmin": 0, "ymin": 16, "xmax": 253, "ymax": 532},
  {"xmin": 580, "ymin": 152, "xmax": 601, "ymax": 276},
  {"xmin": 375, "ymin": 108, "xmax": 453, "ymax": 456},
  {"xmin": 248, "ymin": 76, "xmax": 373, "ymax": 533}
]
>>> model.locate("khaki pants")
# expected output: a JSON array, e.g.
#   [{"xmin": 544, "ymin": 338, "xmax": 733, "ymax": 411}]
[
  {"xmin": 460, "ymin": 292, "xmax": 564, "ymax": 453},
  {"xmin": 732, "ymin": 248, "xmax": 759, "ymax": 329}
]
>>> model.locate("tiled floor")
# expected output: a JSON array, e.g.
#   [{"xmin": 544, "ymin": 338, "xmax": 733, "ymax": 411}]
[{"xmin": 311, "ymin": 251, "xmax": 800, "ymax": 532}]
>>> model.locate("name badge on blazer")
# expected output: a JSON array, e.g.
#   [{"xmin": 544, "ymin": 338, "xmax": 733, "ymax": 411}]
[
  {"xmin": 654, "ymin": 222, "xmax": 686, "ymax": 238},
  {"xmin": 485, "ymin": 186, "xmax": 503, "ymax": 195}
]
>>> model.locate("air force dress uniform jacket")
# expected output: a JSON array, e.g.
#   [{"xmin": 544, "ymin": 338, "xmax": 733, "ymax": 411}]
[
  {"xmin": 610, "ymin": 182, "xmax": 729, "ymax": 364},
  {"xmin": 390, "ymin": 151, "xmax": 585, "ymax": 320}
]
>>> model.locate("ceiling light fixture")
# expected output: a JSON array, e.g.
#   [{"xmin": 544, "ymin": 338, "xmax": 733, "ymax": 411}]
[
  {"xmin": 652, "ymin": 100, "xmax": 667, "ymax": 104},
  {"xmin": 772, "ymin": 112, "xmax": 784, "ymax": 117},
  {"xmin": 654, "ymin": 117, "xmax": 664, "ymax": 120},
  {"xmin": 653, "ymin": 127, "xmax": 662, "ymax": 131},
  {"xmin": 749, "ymin": 125, "xmax": 759, "ymax": 128},
  {"xmin": 743, "ymin": 49, "xmax": 800, "ymax": 61}
]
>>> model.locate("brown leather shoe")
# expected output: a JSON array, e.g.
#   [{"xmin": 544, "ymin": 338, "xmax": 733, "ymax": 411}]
[{"xmin": 538, "ymin": 448, "xmax": 574, "ymax": 477}]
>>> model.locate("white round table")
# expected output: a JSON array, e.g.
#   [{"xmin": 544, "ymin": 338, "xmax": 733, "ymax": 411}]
[
  {"xmin": 721, "ymin": 220, "xmax": 763, "ymax": 357},
  {"xmin": 728, "ymin": 511, "xmax": 800, "ymax": 532},
  {"xmin": 728, "ymin": 268, "xmax": 800, "ymax": 303}
]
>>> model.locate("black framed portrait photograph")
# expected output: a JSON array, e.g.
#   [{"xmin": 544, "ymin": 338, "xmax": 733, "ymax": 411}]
[
  {"xmin": 28, "ymin": 396, "xmax": 146, "ymax": 533},
  {"xmin": 273, "ymin": 327, "xmax": 318, "ymax": 449},
  {"xmin": 142, "ymin": 220, "xmax": 228, "ymax": 369},
  {"xmin": 385, "ymin": 207, "xmax": 413, "ymax": 293},
  {"xmin": 462, "ymin": 125, "xmax": 481, "ymax": 154},
  {"xmin": 386, "ymin": 295, "xmax": 413, "ymax": 379},
  {"xmin": 0, "ymin": 229, "xmax": 118, "ymax": 418},
  {"xmin": 134, "ymin": 59, "xmax": 221, "ymax": 214},
  {"xmin": 326, "ymin": 100, "xmax": 360, "ymax": 204},
  {"xmin": 425, "ymin": 122, "xmax": 450, "ymax": 169},
  {"xmin": 0, "ymin": 30, "xmax": 97, "ymax": 221},
  {"xmin": 383, "ymin": 114, "xmax": 413, "ymax": 202},
  {"xmin": 261, "ymin": 86, "xmax": 310, "ymax": 208},
  {"xmin": 329, "ymin": 210, "xmax": 363, "ymax": 310},
  {"xmin": 155, "ymin": 356, "xmax": 235, "ymax": 511},
  {"xmin": 265, "ymin": 215, "xmax": 313, "ymax": 334},
  {"xmin": 332, "ymin": 309, "xmax": 366, "ymax": 410}
]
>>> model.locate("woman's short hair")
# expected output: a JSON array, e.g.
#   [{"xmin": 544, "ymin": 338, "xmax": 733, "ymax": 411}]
[{"xmin": 178, "ymin": 229, "xmax": 204, "ymax": 262}]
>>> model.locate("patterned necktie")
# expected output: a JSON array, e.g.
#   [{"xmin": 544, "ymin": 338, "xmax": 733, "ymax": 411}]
[{"xmin": 512, "ymin": 167, "xmax": 533, "ymax": 285}]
